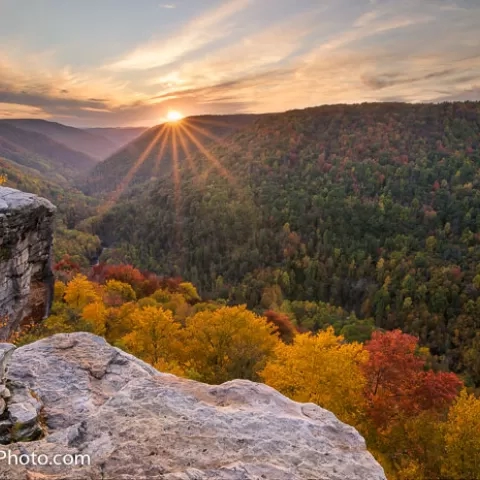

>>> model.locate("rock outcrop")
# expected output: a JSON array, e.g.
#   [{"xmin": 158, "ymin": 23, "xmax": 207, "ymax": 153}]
[
  {"xmin": 0, "ymin": 187, "xmax": 56, "ymax": 340},
  {"xmin": 0, "ymin": 332, "xmax": 386, "ymax": 480}
]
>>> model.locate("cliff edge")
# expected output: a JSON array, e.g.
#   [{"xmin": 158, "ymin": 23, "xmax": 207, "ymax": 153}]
[
  {"xmin": 0, "ymin": 332, "xmax": 386, "ymax": 480},
  {"xmin": 0, "ymin": 187, "xmax": 56, "ymax": 340}
]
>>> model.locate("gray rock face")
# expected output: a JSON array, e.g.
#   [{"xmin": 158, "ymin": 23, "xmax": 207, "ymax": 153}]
[
  {"xmin": 0, "ymin": 187, "xmax": 56, "ymax": 340},
  {"xmin": 0, "ymin": 333, "xmax": 386, "ymax": 480}
]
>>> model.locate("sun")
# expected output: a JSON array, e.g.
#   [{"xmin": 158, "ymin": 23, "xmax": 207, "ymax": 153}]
[{"xmin": 166, "ymin": 110, "xmax": 184, "ymax": 123}]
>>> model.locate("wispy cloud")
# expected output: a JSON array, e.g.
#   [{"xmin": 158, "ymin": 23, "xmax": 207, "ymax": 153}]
[
  {"xmin": 0, "ymin": 102, "xmax": 46, "ymax": 119},
  {"xmin": 106, "ymin": 0, "xmax": 252, "ymax": 72},
  {"xmin": 147, "ymin": 12, "xmax": 318, "ymax": 91},
  {"xmin": 0, "ymin": 0, "xmax": 479, "ymax": 126}
]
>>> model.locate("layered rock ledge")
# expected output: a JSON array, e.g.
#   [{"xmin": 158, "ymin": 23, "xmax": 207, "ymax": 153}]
[
  {"xmin": 0, "ymin": 187, "xmax": 56, "ymax": 340},
  {"xmin": 0, "ymin": 332, "xmax": 386, "ymax": 480}
]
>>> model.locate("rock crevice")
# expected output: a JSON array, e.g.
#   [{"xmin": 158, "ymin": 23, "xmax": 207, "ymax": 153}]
[{"xmin": 0, "ymin": 187, "xmax": 56, "ymax": 340}]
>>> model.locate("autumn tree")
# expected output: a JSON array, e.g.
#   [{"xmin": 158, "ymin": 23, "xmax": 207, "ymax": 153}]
[
  {"xmin": 81, "ymin": 302, "xmax": 108, "ymax": 336},
  {"xmin": 261, "ymin": 327, "xmax": 368, "ymax": 424},
  {"xmin": 53, "ymin": 281, "xmax": 66, "ymax": 302},
  {"xmin": 94, "ymin": 264, "xmax": 146, "ymax": 294},
  {"xmin": 264, "ymin": 310, "xmax": 297, "ymax": 343},
  {"xmin": 64, "ymin": 275, "xmax": 101, "ymax": 309},
  {"xmin": 179, "ymin": 282, "xmax": 201, "ymax": 303},
  {"xmin": 362, "ymin": 330, "xmax": 462, "ymax": 475},
  {"xmin": 363, "ymin": 330, "xmax": 462, "ymax": 429},
  {"xmin": 122, "ymin": 306, "xmax": 182, "ymax": 369},
  {"xmin": 102, "ymin": 302, "xmax": 137, "ymax": 343},
  {"xmin": 104, "ymin": 279, "xmax": 136, "ymax": 306},
  {"xmin": 150, "ymin": 289, "xmax": 192, "ymax": 322},
  {"xmin": 183, "ymin": 306, "xmax": 278, "ymax": 384},
  {"xmin": 443, "ymin": 390, "xmax": 480, "ymax": 479}
]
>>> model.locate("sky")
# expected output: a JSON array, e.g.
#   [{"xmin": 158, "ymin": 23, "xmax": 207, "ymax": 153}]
[{"xmin": 0, "ymin": 0, "xmax": 479, "ymax": 127}]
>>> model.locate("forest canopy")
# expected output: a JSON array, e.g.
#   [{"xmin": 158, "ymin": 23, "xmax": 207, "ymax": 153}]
[{"xmin": 95, "ymin": 102, "xmax": 480, "ymax": 386}]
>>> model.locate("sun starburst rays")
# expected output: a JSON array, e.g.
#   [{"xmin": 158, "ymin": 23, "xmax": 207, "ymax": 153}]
[
  {"xmin": 176, "ymin": 124, "xmax": 198, "ymax": 178},
  {"xmin": 183, "ymin": 120, "xmax": 227, "ymax": 146},
  {"xmin": 102, "ymin": 115, "xmax": 239, "ymax": 224},
  {"xmin": 177, "ymin": 123, "xmax": 234, "ymax": 184},
  {"xmin": 101, "ymin": 125, "xmax": 167, "ymax": 212},
  {"xmin": 171, "ymin": 127, "xmax": 182, "ymax": 244},
  {"xmin": 152, "ymin": 126, "xmax": 171, "ymax": 178}
]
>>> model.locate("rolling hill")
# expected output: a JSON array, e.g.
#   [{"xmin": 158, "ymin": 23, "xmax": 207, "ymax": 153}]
[
  {"xmin": 0, "ymin": 122, "xmax": 97, "ymax": 182},
  {"xmin": 80, "ymin": 114, "xmax": 258, "ymax": 195},
  {"xmin": 2, "ymin": 119, "xmax": 118, "ymax": 161},
  {"xmin": 85, "ymin": 127, "xmax": 147, "ymax": 151}
]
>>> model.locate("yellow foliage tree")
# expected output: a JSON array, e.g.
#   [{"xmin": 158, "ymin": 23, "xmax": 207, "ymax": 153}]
[
  {"xmin": 179, "ymin": 282, "xmax": 201, "ymax": 302},
  {"xmin": 104, "ymin": 279, "xmax": 136, "ymax": 306},
  {"xmin": 151, "ymin": 289, "xmax": 192, "ymax": 322},
  {"xmin": 82, "ymin": 302, "xmax": 108, "ymax": 336},
  {"xmin": 103, "ymin": 302, "xmax": 137, "ymax": 343},
  {"xmin": 443, "ymin": 390, "xmax": 480, "ymax": 479},
  {"xmin": 64, "ymin": 275, "xmax": 101, "ymax": 309},
  {"xmin": 53, "ymin": 281, "xmax": 66, "ymax": 302},
  {"xmin": 383, "ymin": 411, "xmax": 446, "ymax": 480},
  {"xmin": 261, "ymin": 327, "xmax": 368, "ymax": 424},
  {"xmin": 122, "ymin": 306, "xmax": 182, "ymax": 367},
  {"xmin": 0, "ymin": 174, "xmax": 6, "ymax": 185},
  {"xmin": 183, "ymin": 306, "xmax": 279, "ymax": 384}
]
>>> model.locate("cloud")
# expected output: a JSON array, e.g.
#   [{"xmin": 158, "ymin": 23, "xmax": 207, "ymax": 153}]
[
  {"xmin": 311, "ymin": 12, "xmax": 433, "ymax": 54},
  {"xmin": 361, "ymin": 69, "xmax": 458, "ymax": 90},
  {"xmin": 433, "ymin": 85, "xmax": 480, "ymax": 102},
  {"xmin": 0, "ymin": 0, "xmax": 479, "ymax": 126},
  {"xmin": 0, "ymin": 45, "xmax": 153, "ymax": 117},
  {"xmin": 160, "ymin": 3, "xmax": 175, "ymax": 8},
  {"xmin": 147, "ymin": 12, "xmax": 317, "ymax": 91},
  {"xmin": 0, "ymin": 102, "xmax": 46, "ymax": 119},
  {"xmin": 106, "ymin": 0, "xmax": 252, "ymax": 72}
]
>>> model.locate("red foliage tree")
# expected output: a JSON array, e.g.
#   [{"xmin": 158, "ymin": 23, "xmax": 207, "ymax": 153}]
[
  {"xmin": 363, "ymin": 330, "xmax": 462, "ymax": 429},
  {"xmin": 90, "ymin": 264, "xmax": 184, "ymax": 298},
  {"xmin": 54, "ymin": 255, "xmax": 81, "ymax": 283},
  {"xmin": 54, "ymin": 255, "xmax": 81, "ymax": 273},
  {"xmin": 264, "ymin": 310, "xmax": 297, "ymax": 343},
  {"xmin": 102, "ymin": 264, "xmax": 145, "ymax": 286}
]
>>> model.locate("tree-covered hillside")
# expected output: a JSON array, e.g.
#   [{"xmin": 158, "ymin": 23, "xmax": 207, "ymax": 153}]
[
  {"xmin": 96, "ymin": 101, "xmax": 480, "ymax": 385},
  {"xmin": 0, "ymin": 157, "xmax": 101, "ymax": 266},
  {"xmin": 80, "ymin": 114, "xmax": 258, "ymax": 195}
]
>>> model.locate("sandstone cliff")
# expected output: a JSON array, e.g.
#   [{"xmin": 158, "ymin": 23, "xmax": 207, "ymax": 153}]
[
  {"xmin": 0, "ymin": 332, "xmax": 386, "ymax": 480},
  {"xmin": 0, "ymin": 187, "xmax": 56, "ymax": 340}
]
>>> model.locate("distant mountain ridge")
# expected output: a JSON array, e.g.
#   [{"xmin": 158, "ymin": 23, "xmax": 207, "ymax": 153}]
[
  {"xmin": 0, "ymin": 119, "xmax": 148, "ymax": 184},
  {"xmin": 0, "ymin": 122, "xmax": 97, "ymax": 183},
  {"xmin": 2, "ymin": 119, "xmax": 147, "ymax": 161},
  {"xmin": 85, "ymin": 127, "xmax": 147, "ymax": 151}
]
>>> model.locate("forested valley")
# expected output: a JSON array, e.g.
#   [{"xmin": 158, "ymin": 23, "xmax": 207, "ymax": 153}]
[
  {"xmin": 2, "ymin": 101, "xmax": 480, "ymax": 479},
  {"xmin": 96, "ymin": 102, "xmax": 480, "ymax": 388}
]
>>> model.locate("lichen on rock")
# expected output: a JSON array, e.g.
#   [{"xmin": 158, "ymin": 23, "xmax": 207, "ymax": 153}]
[{"xmin": 0, "ymin": 187, "xmax": 56, "ymax": 340}]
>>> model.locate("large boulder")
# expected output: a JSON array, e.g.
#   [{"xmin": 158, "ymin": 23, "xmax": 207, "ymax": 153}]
[
  {"xmin": 0, "ymin": 332, "xmax": 386, "ymax": 479},
  {"xmin": 0, "ymin": 187, "xmax": 56, "ymax": 340}
]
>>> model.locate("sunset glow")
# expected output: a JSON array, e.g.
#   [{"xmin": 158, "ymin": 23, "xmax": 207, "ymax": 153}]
[
  {"xmin": 0, "ymin": 1, "xmax": 478, "ymax": 127},
  {"xmin": 166, "ymin": 111, "xmax": 184, "ymax": 123}
]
